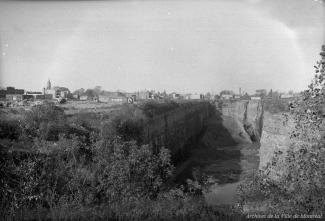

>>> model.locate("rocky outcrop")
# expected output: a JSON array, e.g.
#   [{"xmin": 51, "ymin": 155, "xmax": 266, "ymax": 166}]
[
  {"xmin": 143, "ymin": 102, "xmax": 214, "ymax": 159},
  {"xmin": 141, "ymin": 100, "xmax": 264, "ymax": 164},
  {"xmin": 259, "ymin": 111, "xmax": 294, "ymax": 170},
  {"xmin": 219, "ymin": 100, "xmax": 264, "ymax": 144}
]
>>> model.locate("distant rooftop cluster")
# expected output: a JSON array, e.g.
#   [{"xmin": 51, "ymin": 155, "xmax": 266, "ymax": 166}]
[{"xmin": 0, "ymin": 80, "xmax": 301, "ymax": 108}]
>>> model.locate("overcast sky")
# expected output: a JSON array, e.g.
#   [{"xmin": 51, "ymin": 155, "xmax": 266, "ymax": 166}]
[{"xmin": 0, "ymin": 0, "xmax": 324, "ymax": 94}]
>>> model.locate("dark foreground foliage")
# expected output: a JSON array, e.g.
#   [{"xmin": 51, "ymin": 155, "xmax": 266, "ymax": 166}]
[{"xmin": 0, "ymin": 102, "xmax": 243, "ymax": 220}]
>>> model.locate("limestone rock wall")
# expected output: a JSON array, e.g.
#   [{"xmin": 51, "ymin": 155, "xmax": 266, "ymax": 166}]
[
  {"xmin": 142, "ymin": 100, "xmax": 264, "ymax": 160},
  {"xmin": 259, "ymin": 111, "xmax": 294, "ymax": 170},
  {"xmin": 220, "ymin": 100, "xmax": 264, "ymax": 144},
  {"xmin": 143, "ymin": 102, "xmax": 214, "ymax": 156}
]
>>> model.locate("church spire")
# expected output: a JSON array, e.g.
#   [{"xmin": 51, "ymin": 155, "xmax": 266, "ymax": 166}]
[{"xmin": 46, "ymin": 79, "xmax": 51, "ymax": 90}]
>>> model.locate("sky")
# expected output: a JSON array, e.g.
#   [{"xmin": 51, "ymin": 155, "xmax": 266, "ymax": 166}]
[{"xmin": 0, "ymin": 0, "xmax": 324, "ymax": 94}]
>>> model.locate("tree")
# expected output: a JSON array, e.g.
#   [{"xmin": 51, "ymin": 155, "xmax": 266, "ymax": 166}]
[
  {"xmin": 292, "ymin": 45, "xmax": 325, "ymax": 141},
  {"xmin": 219, "ymin": 90, "xmax": 234, "ymax": 96},
  {"xmin": 268, "ymin": 89, "xmax": 280, "ymax": 99},
  {"xmin": 72, "ymin": 88, "xmax": 85, "ymax": 95},
  {"xmin": 94, "ymin": 86, "xmax": 102, "ymax": 96},
  {"xmin": 239, "ymin": 45, "xmax": 325, "ymax": 214},
  {"xmin": 273, "ymin": 46, "xmax": 324, "ymax": 211},
  {"xmin": 85, "ymin": 89, "xmax": 96, "ymax": 99}
]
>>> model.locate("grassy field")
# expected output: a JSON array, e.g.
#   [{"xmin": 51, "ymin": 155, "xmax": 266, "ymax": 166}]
[{"xmin": 61, "ymin": 100, "xmax": 122, "ymax": 115}]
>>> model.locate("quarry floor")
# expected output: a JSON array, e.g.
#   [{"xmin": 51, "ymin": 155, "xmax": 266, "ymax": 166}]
[{"xmin": 174, "ymin": 115, "xmax": 260, "ymax": 205}]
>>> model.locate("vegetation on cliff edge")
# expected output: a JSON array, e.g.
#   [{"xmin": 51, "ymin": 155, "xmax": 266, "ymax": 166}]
[{"xmin": 238, "ymin": 45, "xmax": 325, "ymax": 215}]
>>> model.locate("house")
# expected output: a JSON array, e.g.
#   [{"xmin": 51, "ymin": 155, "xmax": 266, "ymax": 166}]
[
  {"xmin": 280, "ymin": 94, "xmax": 294, "ymax": 99},
  {"xmin": 182, "ymin": 94, "xmax": 191, "ymax": 100},
  {"xmin": 25, "ymin": 91, "xmax": 43, "ymax": 99},
  {"xmin": 250, "ymin": 96, "xmax": 261, "ymax": 100},
  {"xmin": 99, "ymin": 91, "xmax": 127, "ymax": 103},
  {"xmin": 6, "ymin": 87, "xmax": 24, "ymax": 95},
  {"xmin": 72, "ymin": 94, "xmax": 80, "ymax": 99},
  {"xmin": 233, "ymin": 95, "xmax": 241, "ymax": 99},
  {"xmin": 0, "ymin": 87, "xmax": 25, "ymax": 100},
  {"xmin": 241, "ymin": 93, "xmax": 250, "ymax": 100},
  {"xmin": 110, "ymin": 95, "xmax": 127, "ymax": 103},
  {"xmin": 190, "ymin": 94, "xmax": 201, "ymax": 100},
  {"xmin": 1, "ymin": 87, "xmax": 25, "ymax": 102},
  {"xmin": 170, "ymin": 92, "xmax": 180, "ymax": 99},
  {"xmin": 98, "ymin": 95, "xmax": 110, "ymax": 102},
  {"xmin": 80, "ymin": 95, "xmax": 88, "ymax": 101},
  {"xmin": 6, "ymin": 94, "xmax": 23, "ymax": 102},
  {"xmin": 221, "ymin": 94, "xmax": 233, "ymax": 100}
]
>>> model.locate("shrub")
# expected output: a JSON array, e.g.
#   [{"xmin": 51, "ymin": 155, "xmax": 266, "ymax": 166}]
[
  {"xmin": 263, "ymin": 99, "xmax": 290, "ymax": 113},
  {"xmin": 238, "ymin": 45, "xmax": 325, "ymax": 214},
  {"xmin": 0, "ymin": 119, "xmax": 21, "ymax": 140},
  {"xmin": 140, "ymin": 100, "xmax": 180, "ymax": 118},
  {"xmin": 93, "ymin": 139, "xmax": 174, "ymax": 202},
  {"xmin": 102, "ymin": 104, "xmax": 146, "ymax": 142},
  {"xmin": 22, "ymin": 102, "xmax": 66, "ymax": 139}
]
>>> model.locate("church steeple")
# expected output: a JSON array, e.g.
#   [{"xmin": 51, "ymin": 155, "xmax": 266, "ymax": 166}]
[{"xmin": 46, "ymin": 79, "xmax": 51, "ymax": 90}]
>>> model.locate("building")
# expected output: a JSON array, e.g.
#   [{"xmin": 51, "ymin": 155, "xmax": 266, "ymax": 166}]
[
  {"xmin": 98, "ymin": 95, "xmax": 110, "ymax": 102},
  {"xmin": 137, "ymin": 90, "xmax": 150, "ymax": 100},
  {"xmin": 221, "ymin": 94, "xmax": 233, "ymax": 100},
  {"xmin": 25, "ymin": 91, "xmax": 44, "ymax": 99},
  {"xmin": 170, "ymin": 92, "xmax": 181, "ymax": 99},
  {"xmin": 280, "ymin": 94, "xmax": 294, "ymax": 99},
  {"xmin": 72, "ymin": 94, "xmax": 80, "ymax": 99},
  {"xmin": 182, "ymin": 94, "xmax": 191, "ymax": 100},
  {"xmin": 80, "ymin": 95, "xmax": 88, "ymax": 101},
  {"xmin": 0, "ymin": 87, "xmax": 25, "ymax": 102},
  {"xmin": 190, "ymin": 94, "xmax": 201, "ymax": 100},
  {"xmin": 255, "ymin": 89, "xmax": 267, "ymax": 97},
  {"xmin": 241, "ymin": 93, "xmax": 250, "ymax": 100},
  {"xmin": 6, "ymin": 94, "xmax": 23, "ymax": 102},
  {"xmin": 110, "ymin": 92, "xmax": 127, "ymax": 103},
  {"xmin": 251, "ymin": 96, "xmax": 261, "ymax": 100},
  {"xmin": 44, "ymin": 79, "xmax": 70, "ymax": 99},
  {"xmin": 110, "ymin": 96, "xmax": 127, "ymax": 103},
  {"xmin": 0, "ymin": 86, "xmax": 25, "ymax": 97},
  {"xmin": 233, "ymin": 94, "xmax": 241, "ymax": 99}
]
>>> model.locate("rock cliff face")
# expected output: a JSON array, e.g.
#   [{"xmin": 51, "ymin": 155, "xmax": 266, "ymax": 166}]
[
  {"xmin": 142, "ymin": 100, "xmax": 264, "ymax": 162},
  {"xmin": 259, "ymin": 111, "xmax": 294, "ymax": 170},
  {"xmin": 219, "ymin": 100, "xmax": 264, "ymax": 144},
  {"xmin": 143, "ymin": 102, "xmax": 214, "ymax": 159}
]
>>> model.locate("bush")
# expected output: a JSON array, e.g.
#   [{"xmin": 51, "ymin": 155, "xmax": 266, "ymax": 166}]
[
  {"xmin": 238, "ymin": 45, "xmax": 325, "ymax": 215},
  {"xmin": 102, "ymin": 104, "xmax": 146, "ymax": 142},
  {"xmin": 0, "ymin": 119, "xmax": 21, "ymax": 140},
  {"xmin": 263, "ymin": 99, "xmax": 290, "ymax": 113},
  {"xmin": 140, "ymin": 100, "xmax": 180, "ymax": 118},
  {"xmin": 1, "ymin": 132, "xmax": 178, "ymax": 220},
  {"xmin": 1, "ymin": 101, "xmax": 239, "ymax": 220},
  {"xmin": 93, "ymin": 139, "xmax": 174, "ymax": 202},
  {"xmin": 22, "ymin": 102, "xmax": 66, "ymax": 139}
]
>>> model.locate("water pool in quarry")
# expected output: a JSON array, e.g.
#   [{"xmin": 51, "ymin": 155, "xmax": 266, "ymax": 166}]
[
  {"xmin": 202, "ymin": 143, "xmax": 260, "ymax": 205},
  {"xmin": 174, "ymin": 121, "xmax": 260, "ymax": 205}
]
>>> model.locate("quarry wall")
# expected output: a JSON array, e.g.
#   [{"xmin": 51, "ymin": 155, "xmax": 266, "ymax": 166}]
[
  {"xmin": 143, "ymin": 100, "xmax": 264, "ymax": 160},
  {"xmin": 143, "ymin": 102, "xmax": 214, "ymax": 157},
  {"xmin": 259, "ymin": 111, "xmax": 295, "ymax": 176},
  {"xmin": 219, "ymin": 100, "xmax": 264, "ymax": 144}
]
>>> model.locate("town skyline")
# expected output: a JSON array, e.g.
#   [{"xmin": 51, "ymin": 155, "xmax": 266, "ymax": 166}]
[{"xmin": 0, "ymin": 78, "xmax": 302, "ymax": 98}]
